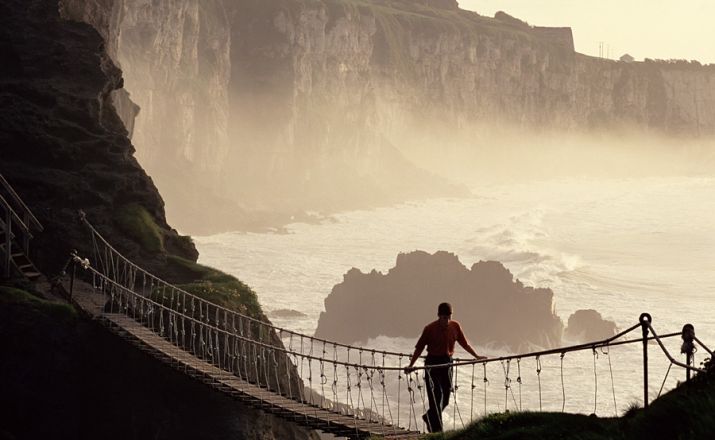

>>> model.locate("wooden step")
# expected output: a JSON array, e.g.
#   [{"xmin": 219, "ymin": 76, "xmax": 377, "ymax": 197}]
[{"xmin": 22, "ymin": 271, "xmax": 41, "ymax": 281}]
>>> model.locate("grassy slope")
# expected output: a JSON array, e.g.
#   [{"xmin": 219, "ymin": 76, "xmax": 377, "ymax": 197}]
[
  {"xmin": 0, "ymin": 285, "xmax": 78, "ymax": 321},
  {"xmin": 425, "ymin": 360, "xmax": 715, "ymax": 440},
  {"xmin": 164, "ymin": 255, "xmax": 264, "ymax": 317},
  {"xmin": 109, "ymin": 200, "xmax": 263, "ymax": 318}
]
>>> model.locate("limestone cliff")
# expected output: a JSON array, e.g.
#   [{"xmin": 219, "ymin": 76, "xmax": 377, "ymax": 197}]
[
  {"xmin": 314, "ymin": 251, "xmax": 564, "ymax": 351},
  {"xmin": 63, "ymin": 0, "xmax": 715, "ymax": 234}
]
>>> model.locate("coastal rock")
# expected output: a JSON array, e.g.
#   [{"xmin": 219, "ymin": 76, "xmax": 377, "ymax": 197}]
[
  {"xmin": 315, "ymin": 251, "xmax": 564, "ymax": 351},
  {"xmin": 270, "ymin": 308, "xmax": 308, "ymax": 319},
  {"xmin": 565, "ymin": 309, "xmax": 618, "ymax": 342}
]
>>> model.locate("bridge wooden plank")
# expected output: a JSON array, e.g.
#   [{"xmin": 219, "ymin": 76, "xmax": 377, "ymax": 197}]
[{"xmin": 94, "ymin": 312, "xmax": 419, "ymax": 438}]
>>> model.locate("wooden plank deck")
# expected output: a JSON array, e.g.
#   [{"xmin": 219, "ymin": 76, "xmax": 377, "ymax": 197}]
[{"xmin": 70, "ymin": 284, "xmax": 421, "ymax": 439}]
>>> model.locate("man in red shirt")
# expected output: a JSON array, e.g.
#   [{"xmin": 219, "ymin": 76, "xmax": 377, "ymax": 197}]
[{"xmin": 404, "ymin": 302, "xmax": 487, "ymax": 432}]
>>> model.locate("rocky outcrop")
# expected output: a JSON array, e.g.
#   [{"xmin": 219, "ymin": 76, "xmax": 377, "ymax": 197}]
[
  {"xmin": 0, "ymin": 2, "xmax": 314, "ymax": 438},
  {"xmin": 315, "ymin": 251, "xmax": 564, "ymax": 351},
  {"xmin": 1, "ymin": 0, "xmax": 196, "ymax": 275},
  {"xmin": 62, "ymin": 0, "xmax": 715, "ymax": 234},
  {"xmin": 565, "ymin": 309, "xmax": 618, "ymax": 342}
]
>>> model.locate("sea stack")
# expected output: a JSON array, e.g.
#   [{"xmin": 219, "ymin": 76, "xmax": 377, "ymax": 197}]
[{"xmin": 315, "ymin": 251, "xmax": 564, "ymax": 351}]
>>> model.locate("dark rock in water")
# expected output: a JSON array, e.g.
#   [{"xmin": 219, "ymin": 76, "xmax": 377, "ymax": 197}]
[
  {"xmin": 315, "ymin": 251, "xmax": 564, "ymax": 351},
  {"xmin": 565, "ymin": 309, "xmax": 618, "ymax": 342},
  {"xmin": 271, "ymin": 309, "xmax": 308, "ymax": 319}
]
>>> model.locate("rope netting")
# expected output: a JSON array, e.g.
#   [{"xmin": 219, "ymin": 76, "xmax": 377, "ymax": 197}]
[{"xmin": 69, "ymin": 216, "xmax": 713, "ymax": 434}]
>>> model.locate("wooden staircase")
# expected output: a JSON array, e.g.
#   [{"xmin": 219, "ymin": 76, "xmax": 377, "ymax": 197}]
[{"xmin": 0, "ymin": 174, "xmax": 43, "ymax": 281}]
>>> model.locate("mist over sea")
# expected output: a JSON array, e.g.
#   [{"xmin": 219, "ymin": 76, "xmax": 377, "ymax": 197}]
[{"xmin": 195, "ymin": 176, "xmax": 715, "ymax": 420}]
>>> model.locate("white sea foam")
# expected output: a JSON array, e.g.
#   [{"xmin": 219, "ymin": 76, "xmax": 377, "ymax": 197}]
[{"xmin": 195, "ymin": 176, "xmax": 715, "ymax": 416}]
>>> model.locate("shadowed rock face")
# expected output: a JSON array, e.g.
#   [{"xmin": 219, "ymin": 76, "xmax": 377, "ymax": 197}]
[
  {"xmin": 0, "ymin": 2, "xmax": 315, "ymax": 438},
  {"xmin": 315, "ymin": 251, "xmax": 564, "ymax": 351},
  {"xmin": 0, "ymin": 0, "xmax": 197, "ymax": 276},
  {"xmin": 565, "ymin": 309, "xmax": 617, "ymax": 343},
  {"xmin": 0, "ymin": 298, "xmax": 316, "ymax": 440}
]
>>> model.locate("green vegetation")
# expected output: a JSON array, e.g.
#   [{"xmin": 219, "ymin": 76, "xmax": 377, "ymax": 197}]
[
  {"xmin": 0, "ymin": 286, "xmax": 77, "ymax": 321},
  {"xmin": 165, "ymin": 255, "xmax": 263, "ymax": 317},
  {"xmin": 115, "ymin": 203, "xmax": 164, "ymax": 253},
  {"xmin": 422, "ymin": 360, "xmax": 715, "ymax": 440}
]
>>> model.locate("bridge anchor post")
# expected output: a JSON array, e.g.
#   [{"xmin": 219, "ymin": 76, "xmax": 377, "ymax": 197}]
[
  {"xmin": 681, "ymin": 324, "xmax": 695, "ymax": 383},
  {"xmin": 639, "ymin": 313, "xmax": 651, "ymax": 409}
]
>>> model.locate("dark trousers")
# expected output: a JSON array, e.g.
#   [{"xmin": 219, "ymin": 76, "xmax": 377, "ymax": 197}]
[{"xmin": 424, "ymin": 355, "xmax": 453, "ymax": 432}]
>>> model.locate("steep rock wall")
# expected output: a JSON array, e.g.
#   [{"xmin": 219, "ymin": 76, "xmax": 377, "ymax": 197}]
[
  {"xmin": 63, "ymin": 0, "xmax": 715, "ymax": 233},
  {"xmin": 1, "ymin": 2, "xmax": 315, "ymax": 438},
  {"xmin": 61, "ymin": 0, "xmax": 242, "ymax": 233}
]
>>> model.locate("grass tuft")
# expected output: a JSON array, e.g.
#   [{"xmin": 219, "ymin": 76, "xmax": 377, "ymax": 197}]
[
  {"xmin": 115, "ymin": 203, "xmax": 164, "ymax": 253},
  {"xmin": 165, "ymin": 255, "xmax": 263, "ymax": 317},
  {"xmin": 0, "ymin": 286, "xmax": 77, "ymax": 321}
]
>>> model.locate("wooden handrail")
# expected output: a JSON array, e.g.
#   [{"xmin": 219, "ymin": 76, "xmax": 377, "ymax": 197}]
[
  {"xmin": 0, "ymin": 193, "xmax": 33, "ymax": 237},
  {"xmin": 0, "ymin": 174, "xmax": 43, "ymax": 232}
]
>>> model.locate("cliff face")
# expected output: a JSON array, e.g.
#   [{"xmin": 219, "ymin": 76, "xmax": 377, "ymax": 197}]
[
  {"xmin": 60, "ymin": 0, "xmax": 246, "ymax": 233},
  {"xmin": 1, "ymin": 0, "xmax": 196, "ymax": 275},
  {"xmin": 0, "ymin": 1, "xmax": 314, "ymax": 438},
  {"xmin": 315, "ymin": 251, "xmax": 565, "ymax": 351},
  {"xmin": 63, "ymin": 0, "xmax": 715, "ymax": 233}
]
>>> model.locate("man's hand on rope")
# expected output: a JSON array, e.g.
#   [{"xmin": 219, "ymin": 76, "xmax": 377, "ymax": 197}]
[
  {"xmin": 475, "ymin": 355, "xmax": 488, "ymax": 362},
  {"xmin": 403, "ymin": 366, "xmax": 416, "ymax": 374}
]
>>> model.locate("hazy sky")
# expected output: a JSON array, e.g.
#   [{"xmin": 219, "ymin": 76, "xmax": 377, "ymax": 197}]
[{"xmin": 460, "ymin": 1, "xmax": 715, "ymax": 64}]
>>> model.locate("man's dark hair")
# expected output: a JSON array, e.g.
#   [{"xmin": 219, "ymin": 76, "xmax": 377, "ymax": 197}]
[{"xmin": 438, "ymin": 302, "xmax": 452, "ymax": 316}]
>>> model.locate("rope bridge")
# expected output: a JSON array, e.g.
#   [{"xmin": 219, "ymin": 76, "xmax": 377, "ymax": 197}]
[{"xmin": 65, "ymin": 216, "xmax": 713, "ymax": 438}]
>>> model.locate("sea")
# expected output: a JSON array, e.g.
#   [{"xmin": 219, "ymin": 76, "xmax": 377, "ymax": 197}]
[{"xmin": 194, "ymin": 176, "xmax": 715, "ymax": 428}]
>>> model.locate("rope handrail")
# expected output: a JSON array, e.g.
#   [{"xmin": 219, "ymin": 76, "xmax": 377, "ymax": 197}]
[
  {"xmin": 77, "ymin": 258, "xmax": 683, "ymax": 373},
  {"xmin": 646, "ymin": 323, "xmax": 706, "ymax": 374},
  {"xmin": 81, "ymin": 214, "xmax": 424, "ymax": 359},
  {"xmin": 81, "ymin": 263, "xmax": 383, "ymax": 370},
  {"xmin": 71, "ymin": 240, "xmax": 713, "ymax": 434},
  {"xmin": 693, "ymin": 336, "xmax": 713, "ymax": 357},
  {"xmin": 442, "ymin": 331, "xmax": 682, "ymax": 370},
  {"xmin": 0, "ymin": 174, "xmax": 43, "ymax": 231},
  {"xmin": 79, "ymin": 215, "xmax": 692, "ymax": 370}
]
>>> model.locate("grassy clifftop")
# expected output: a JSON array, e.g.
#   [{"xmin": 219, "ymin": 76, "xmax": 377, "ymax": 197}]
[{"xmin": 428, "ymin": 360, "xmax": 715, "ymax": 439}]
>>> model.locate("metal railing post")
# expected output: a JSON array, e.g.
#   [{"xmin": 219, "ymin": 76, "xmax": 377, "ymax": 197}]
[
  {"xmin": 639, "ymin": 313, "xmax": 651, "ymax": 409},
  {"xmin": 4, "ymin": 209, "xmax": 11, "ymax": 278},
  {"xmin": 681, "ymin": 324, "xmax": 695, "ymax": 383},
  {"xmin": 69, "ymin": 258, "xmax": 77, "ymax": 302}
]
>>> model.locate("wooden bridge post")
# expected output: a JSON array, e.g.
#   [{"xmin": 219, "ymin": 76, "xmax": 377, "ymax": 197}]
[
  {"xmin": 681, "ymin": 324, "xmax": 695, "ymax": 383},
  {"xmin": 639, "ymin": 313, "xmax": 652, "ymax": 409}
]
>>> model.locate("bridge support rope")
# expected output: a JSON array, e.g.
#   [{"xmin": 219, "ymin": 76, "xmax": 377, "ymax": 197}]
[{"xmin": 64, "ymin": 214, "xmax": 712, "ymax": 437}]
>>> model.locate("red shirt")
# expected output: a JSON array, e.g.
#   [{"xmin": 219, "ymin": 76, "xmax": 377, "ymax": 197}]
[{"xmin": 415, "ymin": 320, "xmax": 468, "ymax": 356}]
